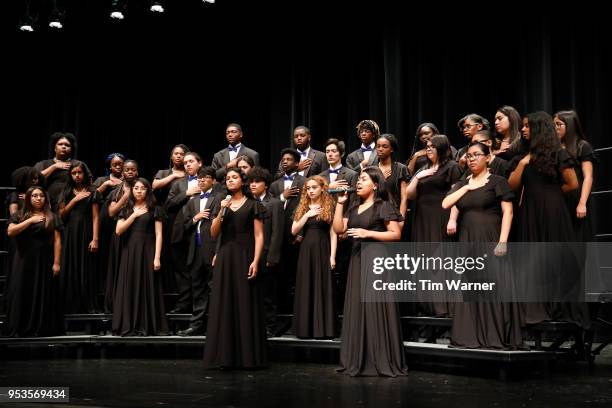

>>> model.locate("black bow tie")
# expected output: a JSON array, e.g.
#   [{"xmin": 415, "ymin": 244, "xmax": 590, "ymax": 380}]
[{"xmin": 200, "ymin": 192, "xmax": 211, "ymax": 199}]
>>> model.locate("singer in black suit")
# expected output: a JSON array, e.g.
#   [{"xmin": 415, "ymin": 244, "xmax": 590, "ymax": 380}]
[
  {"xmin": 249, "ymin": 166, "xmax": 285, "ymax": 337},
  {"xmin": 275, "ymin": 126, "xmax": 328, "ymax": 179},
  {"xmin": 178, "ymin": 167, "xmax": 220, "ymax": 335},
  {"xmin": 165, "ymin": 152, "xmax": 203, "ymax": 313},
  {"xmin": 211, "ymin": 123, "xmax": 260, "ymax": 182},
  {"xmin": 269, "ymin": 148, "xmax": 306, "ymax": 316},
  {"xmin": 346, "ymin": 120, "xmax": 381, "ymax": 171}
]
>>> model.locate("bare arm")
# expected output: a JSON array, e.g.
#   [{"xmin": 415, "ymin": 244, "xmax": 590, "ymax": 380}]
[
  {"xmin": 115, "ymin": 209, "xmax": 146, "ymax": 235},
  {"xmin": 442, "ymin": 184, "xmax": 470, "ymax": 209},
  {"xmin": 153, "ymin": 172, "xmax": 182, "ymax": 190},
  {"xmin": 247, "ymin": 218, "xmax": 264, "ymax": 279},
  {"xmin": 109, "ymin": 192, "xmax": 129, "ymax": 217},
  {"xmin": 53, "ymin": 229, "xmax": 61, "ymax": 276},
  {"xmin": 9, "ymin": 203, "xmax": 19, "ymax": 215},
  {"xmin": 406, "ymin": 177, "xmax": 419, "ymax": 200},
  {"xmin": 329, "ymin": 226, "xmax": 337, "ymax": 267},
  {"xmin": 332, "ymin": 202, "xmax": 348, "ymax": 234},
  {"xmin": 577, "ymin": 161, "xmax": 593, "ymax": 218},
  {"xmin": 399, "ymin": 179, "xmax": 408, "ymax": 221},
  {"xmin": 560, "ymin": 167, "xmax": 579, "ymax": 194},
  {"xmin": 7, "ymin": 218, "xmax": 36, "ymax": 237},
  {"xmin": 154, "ymin": 220, "xmax": 162, "ymax": 270},
  {"xmin": 508, "ymin": 156, "xmax": 530, "ymax": 191},
  {"xmin": 499, "ymin": 201, "xmax": 513, "ymax": 243},
  {"xmin": 89, "ymin": 203, "xmax": 100, "ymax": 252}
]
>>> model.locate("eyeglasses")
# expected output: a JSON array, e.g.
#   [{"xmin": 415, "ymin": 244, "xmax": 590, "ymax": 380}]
[
  {"xmin": 465, "ymin": 153, "xmax": 486, "ymax": 161},
  {"xmin": 554, "ymin": 122, "xmax": 565, "ymax": 128},
  {"xmin": 461, "ymin": 123, "xmax": 478, "ymax": 130}
]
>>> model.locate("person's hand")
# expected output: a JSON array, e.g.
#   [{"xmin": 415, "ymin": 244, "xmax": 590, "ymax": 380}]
[
  {"xmin": 447, "ymin": 219, "xmax": 457, "ymax": 235},
  {"xmin": 576, "ymin": 203, "xmax": 587, "ymax": 219},
  {"xmin": 494, "ymin": 242, "xmax": 507, "ymax": 257},
  {"xmin": 283, "ymin": 187, "xmax": 300, "ymax": 199},
  {"xmin": 225, "ymin": 158, "xmax": 239, "ymax": 169},
  {"xmin": 330, "ymin": 256, "xmax": 336, "ymax": 270},
  {"xmin": 415, "ymin": 165, "xmax": 438, "ymax": 180},
  {"xmin": 54, "ymin": 161, "xmax": 71, "ymax": 171},
  {"xmin": 306, "ymin": 205, "xmax": 322, "ymax": 218},
  {"xmin": 382, "ymin": 167, "xmax": 392, "ymax": 179},
  {"xmin": 336, "ymin": 189, "xmax": 349, "ymax": 204},
  {"xmin": 347, "ymin": 228, "xmax": 370, "ymax": 239},
  {"xmin": 74, "ymin": 191, "xmax": 91, "ymax": 202},
  {"xmin": 360, "ymin": 158, "xmax": 369, "ymax": 168},
  {"xmin": 519, "ymin": 153, "xmax": 531, "ymax": 166},
  {"xmin": 133, "ymin": 207, "xmax": 148, "ymax": 218},
  {"xmin": 466, "ymin": 173, "xmax": 490, "ymax": 191},
  {"xmin": 88, "ymin": 239, "xmax": 98, "ymax": 252},
  {"xmin": 415, "ymin": 149, "xmax": 427, "ymax": 158},
  {"xmin": 297, "ymin": 158, "xmax": 312, "ymax": 172},
  {"xmin": 29, "ymin": 214, "xmax": 45, "ymax": 225},
  {"xmin": 153, "ymin": 257, "xmax": 161, "ymax": 271},
  {"xmin": 458, "ymin": 153, "xmax": 467, "ymax": 168},
  {"xmin": 18, "ymin": 193, "xmax": 25, "ymax": 200},
  {"xmin": 328, "ymin": 180, "xmax": 349, "ymax": 190},
  {"xmin": 248, "ymin": 261, "xmax": 258, "ymax": 279},
  {"xmin": 52, "ymin": 263, "xmax": 60, "ymax": 276},
  {"xmin": 194, "ymin": 209, "xmax": 211, "ymax": 222},
  {"xmin": 186, "ymin": 185, "xmax": 201, "ymax": 196},
  {"xmin": 212, "ymin": 254, "xmax": 217, "ymax": 267},
  {"xmin": 173, "ymin": 170, "xmax": 185, "ymax": 179},
  {"xmin": 122, "ymin": 184, "xmax": 131, "ymax": 195}
]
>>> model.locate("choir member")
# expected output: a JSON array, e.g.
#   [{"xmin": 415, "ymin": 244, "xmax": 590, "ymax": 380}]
[
  {"xmin": 319, "ymin": 138, "xmax": 358, "ymax": 189},
  {"xmin": 376, "ymin": 134, "xmax": 409, "ymax": 221},
  {"xmin": 8, "ymin": 167, "xmax": 44, "ymax": 215},
  {"xmin": 346, "ymin": 120, "xmax": 380, "ymax": 171},
  {"xmin": 406, "ymin": 122, "xmax": 440, "ymax": 176},
  {"xmin": 204, "ymin": 168, "xmax": 266, "ymax": 368},
  {"xmin": 276, "ymin": 126, "xmax": 328, "ymax": 179},
  {"xmin": 493, "ymin": 105, "xmax": 523, "ymax": 161},
  {"xmin": 211, "ymin": 123, "xmax": 260, "ymax": 182},
  {"xmin": 237, "ymin": 155, "xmax": 256, "ymax": 175},
  {"xmin": 333, "ymin": 166, "xmax": 407, "ymax": 376},
  {"xmin": 112, "ymin": 178, "xmax": 168, "ymax": 336},
  {"xmin": 291, "ymin": 175, "xmax": 337, "ymax": 339},
  {"xmin": 455, "ymin": 113, "xmax": 490, "ymax": 168}
]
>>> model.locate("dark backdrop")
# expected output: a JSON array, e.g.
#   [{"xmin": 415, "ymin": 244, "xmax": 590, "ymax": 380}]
[{"xmin": 4, "ymin": 1, "xmax": 611, "ymax": 235}]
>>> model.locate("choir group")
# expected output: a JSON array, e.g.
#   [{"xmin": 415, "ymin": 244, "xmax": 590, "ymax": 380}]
[{"xmin": 2, "ymin": 107, "xmax": 597, "ymax": 376}]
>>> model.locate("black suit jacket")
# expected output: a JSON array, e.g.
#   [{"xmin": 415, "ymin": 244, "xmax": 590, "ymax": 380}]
[
  {"xmin": 346, "ymin": 148, "xmax": 379, "ymax": 171},
  {"xmin": 259, "ymin": 195, "xmax": 284, "ymax": 266},
  {"xmin": 268, "ymin": 174, "xmax": 306, "ymax": 239},
  {"xmin": 318, "ymin": 166, "xmax": 358, "ymax": 188},
  {"xmin": 211, "ymin": 145, "xmax": 260, "ymax": 181},
  {"xmin": 275, "ymin": 148, "xmax": 329, "ymax": 179},
  {"xmin": 165, "ymin": 177, "xmax": 194, "ymax": 244},
  {"xmin": 182, "ymin": 192, "xmax": 221, "ymax": 266}
]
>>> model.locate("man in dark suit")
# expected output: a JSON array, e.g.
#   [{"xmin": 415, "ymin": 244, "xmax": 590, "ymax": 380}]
[
  {"xmin": 165, "ymin": 152, "xmax": 203, "ymax": 313},
  {"xmin": 177, "ymin": 167, "xmax": 220, "ymax": 336},
  {"xmin": 249, "ymin": 166, "xmax": 284, "ymax": 337},
  {"xmin": 211, "ymin": 123, "xmax": 260, "ymax": 182},
  {"xmin": 346, "ymin": 119, "xmax": 381, "ymax": 171},
  {"xmin": 269, "ymin": 148, "xmax": 306, "ymax": 318},
  {"xmin": 319, "ymin": 138, "xmax": 357, "ymax": 313},
  {"xmin": 275, "ymin": 126, "xmax": 328, "ymax": 179}
]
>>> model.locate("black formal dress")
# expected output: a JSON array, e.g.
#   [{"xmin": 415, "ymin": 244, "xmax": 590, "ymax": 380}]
[
  {"xmin": 59, "ymin": 189, "xmax": 101, "ymax": 313},
  {"xmin": 3, "ymin": 214, "xmax": 64, "ymax": 337},
  {"xmin": 154, "ymin": 169, "xmax": 183, "ymax": 293},
  {"xmin": 112, "ymin": 207, "xmax": 168, "ymax": 336},
  {"xmin": 203, "ymin": 199, "xmax": 267, "ymax": 368},
  {"xmin": 293, "ymin": 217, "xmax": 336, "ymax": 338},
  {"xmin": 511, "ymin": 150, "xmax": 589, "ymax": 327},
  {"xmin": 565, "ymin": 141, "xmax": 597, "ymax": 242},
  {"xmin": 103, "ymin": 186, "xmax": 126, "ymax": 312},
  {"xmin": 34, "ymin": 159, "xmax": 80, "ymax": 211},
  {"xmin": 339, "ymin": 201, "xmax": 407, "ymax": 377},
  {"xmin": 447, "ymin": 175, "xmax": 523, "ymax": 349},
  {"xmin": 382, "ymin": 162, "xmax": 409, "ymax": 211}
]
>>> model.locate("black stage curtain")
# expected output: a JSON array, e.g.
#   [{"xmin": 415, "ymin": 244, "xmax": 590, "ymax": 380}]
[{"xmin": 4, "ymin": 1, "xmax": 611, "ymax": 234}]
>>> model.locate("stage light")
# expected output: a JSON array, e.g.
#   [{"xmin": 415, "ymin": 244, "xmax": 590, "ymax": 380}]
[
  {"xmin": 48, "ymin": 2, "xmax": 65, "ymax": 30},
  {"xmin": 110, "ymin": 0, "xmax": 126, "ymax": 20},
  {"xmin": 150, "ymin": 1, "xmax": 164, "ymax": 13},
  {"xmin": 19, "ymin": 2, "xmax": 36, "ymax": 32}
]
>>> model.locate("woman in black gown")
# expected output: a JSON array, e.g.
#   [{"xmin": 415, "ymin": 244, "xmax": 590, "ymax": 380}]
[
  {"xmin": 407, "ymin": 135, "xmax": 461, "ymax": 317},
  {"xmin": 493, "ymin": 105, "xmax": 523, "ymax": 162},
  {"xmin": 406, "ymin": 123, "xmax": 440, "ymax": 177},
  {"xmin": 204, "ymin": 168, "xmax": 266, "ymax": 368},
  {"xmin": 34, "ymin": 132, "xmax": 80, "ymax": 211},
  {"xmin": 112, "ymin": 178, "xmax": 167, "ymax": 336},
  {"xmin": 333, "ymin": 166, "xmax": 407, "ymax": 377},
  {"xmin": 508, "ymin": 111, "xmax": 582, "ymax": 325},
  {"xmin": 553, "ymin": 110, "xmax": 597, "ymax": 242},
  {"xmin": 3, "ymin": 186, "xmax": 63, "ymax": 337},
  {"xmin": 152, "ymin": 144, "xmax": 190, "ymax": 293},
  {"xmin": 442, "ymin": 142, "xmax": 522, "ymax": 349},
  {"xmin": 58, "ymin": 161, "xmax": 101, "ymax": 313},
  {"xmin": 105, "ymin": 159, "xmax": 139, "ymax": 312},
  {"xmin": 291, "ymin": 175, "xmax": 337, "ymax": 339},
  {"xmin": 376, "ymin": 134, "xmax": 409, "ymax": 221},
  {"xmin": 7, "ymin": 167, "xmax": 44, "ymax": 215},
  {"xmin": 93, "ymin": 153, "xmax": 125, "ymax": 301}
]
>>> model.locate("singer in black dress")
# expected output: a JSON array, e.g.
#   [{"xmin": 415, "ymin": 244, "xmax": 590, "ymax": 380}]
[
  {"xmin": 333, "ymin": 167, "xmax": 407, "ymax": 377},
  {"xmin": 443, "ymin": 142, "xmax": 523, "ymax": 349},
  {"xmin": 112, "ymin": 178, "xmax": 168, "ymax": 336},
  {"xmin": 291, "ymin": 176, "xmax": 337, "ymax": 339},
  {"xmin": 204, "ymin": 168, "xmax": 266, "ymax": 368},
  {"xmin": 3, "ymin": 187, "xmax": 64, "ymax": 337}
]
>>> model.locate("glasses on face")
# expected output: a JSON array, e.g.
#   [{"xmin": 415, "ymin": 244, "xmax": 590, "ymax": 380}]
[
  {"xmin": 466, "ymin": 152, "xmax": 486, "ymax": 161},
  {"xmin": 554, "ymin": 122, "xmax": 565, "ymax": 128},
  {"xmin": 461, "ymin": 123, "xmax": 478, "ymax": 130}
]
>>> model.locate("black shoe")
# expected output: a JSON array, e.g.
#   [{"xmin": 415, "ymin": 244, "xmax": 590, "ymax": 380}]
[{"xmin": 177, "ymin": 327, "xmax": 205, "ymax": 336}]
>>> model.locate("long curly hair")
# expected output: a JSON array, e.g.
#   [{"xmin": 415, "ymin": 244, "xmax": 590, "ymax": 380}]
[
  {"xmin": 527, "ymin": 111, "xmax": 562, "ymax": 178},
  {"xmin": 293, "ymin": 175, "xmax": 335, "ymax": 224}
]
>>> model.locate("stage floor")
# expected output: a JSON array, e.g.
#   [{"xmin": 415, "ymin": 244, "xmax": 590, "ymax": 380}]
[{"xmin": 1, "ymin": 348, "xmax": 612, "ymax": 408}]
